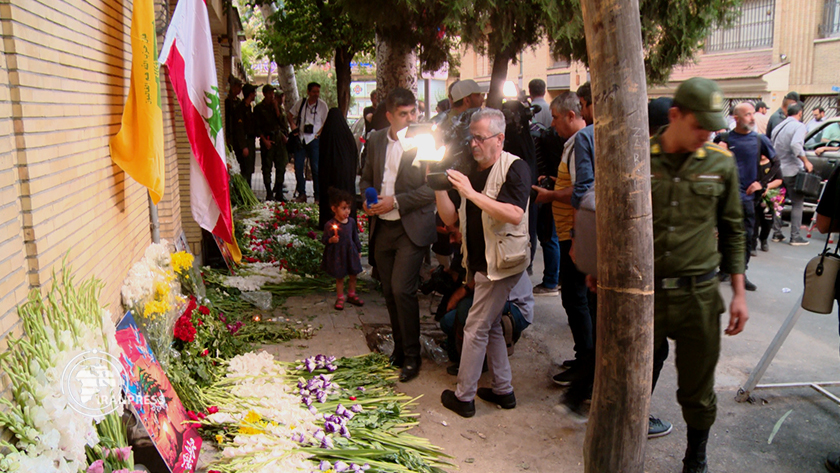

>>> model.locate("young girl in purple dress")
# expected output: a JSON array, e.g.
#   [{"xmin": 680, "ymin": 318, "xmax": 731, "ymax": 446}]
[{"xmin": 321, "ymin": 188, "xmax": 364, "ymax": 310}]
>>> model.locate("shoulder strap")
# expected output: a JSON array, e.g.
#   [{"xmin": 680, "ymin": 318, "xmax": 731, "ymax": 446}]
[{"xmin": 296, "ymin": 99, "xmax": 306, "ymax": 127}]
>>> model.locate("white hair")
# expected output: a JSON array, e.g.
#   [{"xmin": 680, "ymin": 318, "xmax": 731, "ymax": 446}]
[{"xmin": 470, "ymin": 108, "xmax": 506, "ymax": 135}]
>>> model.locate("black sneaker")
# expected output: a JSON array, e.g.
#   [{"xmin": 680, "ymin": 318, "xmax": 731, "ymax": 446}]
[
  {"xmin": 557, "ymin": 393, "xmax": 588, "ymax": 422},
  {"xmin": 682, "ymin": 459, "xmax": 708, "ymax": 473},
  {"xmin": 477, "ymin": 387, "xmax": 516, "ymax": 409},
  {"xmin": 533, "ymin": 283, "xmax": 559, "ymax": 296},
  {"xmin": 552, "ymin": 366, "xmax": 581, "ymax": 386},
  {"xmin": 648, "ymin": 415, "xmax": 673, "ymax": 438},
  {"xmin": 760, "ymin": 240, "xmax": 769, "ymax": 252},
  {"xmin": 441, "ymin": 389, "xmax": 475, "ymax": 417},
  {"xmin": 772, "ymin": 233, "xmax": 785, "ymax": 242},
  {"xmin": 561, "ymin": 358, "xmax": 578, "ymax": 369},
  {"xmin": 744, "ymin": 278, "xmax": 757, "ymax": 292},
  {"xmin": 825, "ymin": 451, "xmax": 840, "ymax": 473},
  {"xmin": 790, "ymin": 236, "xmax": 810, "ymax": 246}
]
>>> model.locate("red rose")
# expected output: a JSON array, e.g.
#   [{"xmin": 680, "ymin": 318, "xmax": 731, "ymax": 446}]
[
  {"xmin": 198, "ymin": 306, "xmax": 210, "ymax": 315},
  {"xmin": 187, "ymin": 411, "xmax": 199, "ymax": 421},
  {"xmin": 197, "ymin": 412, "xmax": 206, "ymax": 419},
  {"xmin": 286, "ymin": 243, "xmax": 293, "ymax": 248},
  {"xmin": 208, "ymin": 406, "xmax": 219, "ymax": 414},
  {"xmin": 200, "ymin": 349, "xmax": 209, "ymax": 357}
]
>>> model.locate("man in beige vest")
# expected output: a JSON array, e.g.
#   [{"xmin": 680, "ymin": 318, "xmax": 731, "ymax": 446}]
[{"xmin": 434, "ymin": 108, "xmax": 533, "ymax": 417}]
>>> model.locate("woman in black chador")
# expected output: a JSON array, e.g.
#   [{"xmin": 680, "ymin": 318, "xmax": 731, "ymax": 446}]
[{"xmin": 318, "ymin": 108, "xmax": 358, "ymax": 229}]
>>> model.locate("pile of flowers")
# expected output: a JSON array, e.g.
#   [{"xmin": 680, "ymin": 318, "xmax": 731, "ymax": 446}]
[
  {"xmin": 237, "ymin": 202, "xmax": 324, "ymax": 275},
  {"xmin": 0, "ymin": 264, "xmax": 136, "ymax": 472},
  {"xmin": 192, "ymin": 351, "xmax": 450, "ymax": 473},
  {"xmin": 120, "ymin": 240, "xmax": 191, "ymax": 368}
]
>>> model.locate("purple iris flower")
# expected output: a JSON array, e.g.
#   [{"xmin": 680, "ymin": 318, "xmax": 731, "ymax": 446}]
[
  {"xmin": 344, "ymin": 411, "xmax": 355, "ymax": 421},
  {"xmin": 351, "ymin": 404, "xmax": 363, "ymax": 413},
  {"xmin": 319, "ymin": 460, "xmax": 331, "ymax": 471},
  {"xmin": 335, "ymin": 404, "xmax": 346, "ymax": 416},
  {"xmin": 321, "ymin": 436, "xmax": 334, "ymax": 449},
  {"xmin": 334, "ymin": 461, "xmax": 349, "ymax": 472},
  {"xmin": 308, "ymin": 406, "xmax": 317, "ymax": 415},
  {"xmin": 340, "ymin": 425, "xmax": 351, "ymax": 438},
  {"xmin": 356, "ymin": 387, "xmax": 365, "ymax": 392},
  {"xmin": 313, "ymin": 429, "xmax": 325, "ymax": 441},
  {"xmin": 316, "ymin": 391, "xmax": 327, "ymax": 403}
]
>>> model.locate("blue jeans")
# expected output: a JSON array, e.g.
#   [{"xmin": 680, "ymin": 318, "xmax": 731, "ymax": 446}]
[
  {"xmin": 294, "ymin": 138, "xmax": 320, "ymax": 198},
  {"xmin": 537, "ymin": 203, "xmax": 560, "ymax": 288}
]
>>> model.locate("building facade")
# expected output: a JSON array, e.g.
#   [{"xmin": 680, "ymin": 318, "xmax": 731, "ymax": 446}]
[
  {"xmin": 459, "ymin": 0, "xmax": 840, "ymax": 116},
  {"xmin": 0, "ymin": 0, "xmax": 242, "ymax": 351}
]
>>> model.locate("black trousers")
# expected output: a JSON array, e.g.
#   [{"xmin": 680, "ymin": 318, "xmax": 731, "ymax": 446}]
[{"xmin": 373, "ymin": 219, "xmax": 427, "ymax": 358}]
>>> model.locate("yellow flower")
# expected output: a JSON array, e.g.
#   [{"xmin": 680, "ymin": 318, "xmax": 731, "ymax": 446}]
[
  {"xmin": 171, "ymin": 251, "xmax": 195, "ymax": 275},
  {"xmin": 215, "ymin": 434, "xmax": 224, "ymax": 444},
  {"xmin": 243, "ymin": 410, "xmax": 261, "ymax": 423},
  {"xmin": 143, "ymin": 299, "xmax": 169, "ymax": 318},
  {"xmin": 153, "ymin": 280, "xmax": 170, "ymax": 301}
]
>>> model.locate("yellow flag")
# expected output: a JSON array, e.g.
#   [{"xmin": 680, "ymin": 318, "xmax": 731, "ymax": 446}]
[{"xmin": 110, "ymin": 0, "xmax": 164, "ymax": 204}]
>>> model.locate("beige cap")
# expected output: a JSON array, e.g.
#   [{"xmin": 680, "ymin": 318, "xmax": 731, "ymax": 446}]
[{"xmin": 451, "ymin": 79, "xmax": 483, "ymax": 102}]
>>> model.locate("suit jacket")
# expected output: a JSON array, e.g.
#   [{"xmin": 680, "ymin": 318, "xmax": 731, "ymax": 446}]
[{"xmin": 359, "ymin": 127, "xmax": 437, "ymax": 249}]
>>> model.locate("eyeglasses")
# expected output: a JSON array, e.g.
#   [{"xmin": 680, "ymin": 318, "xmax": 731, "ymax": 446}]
[{"xmin": 468, "ymin": 133, "xmax": 501, "ymax": 144}]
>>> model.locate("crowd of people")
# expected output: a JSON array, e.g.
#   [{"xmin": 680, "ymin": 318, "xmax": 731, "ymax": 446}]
[{"xmin": 224, "ymin": 73, "xmax": 840, "ymax": 473}]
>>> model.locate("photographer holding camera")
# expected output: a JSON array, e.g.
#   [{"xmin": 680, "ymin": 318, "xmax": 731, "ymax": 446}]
[{"xmin": 434, "ymin": 108, "xmax": 532, "ymax": 417}]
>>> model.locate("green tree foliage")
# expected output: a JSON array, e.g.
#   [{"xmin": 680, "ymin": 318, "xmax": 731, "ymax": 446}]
[
  {"xmin": 256, "ymin": 0, "xmax": 374, "ymax": 115},
  {"xmin": 456, "ymin": 0, "xmax": 554, "ymax": 108},
  {"xmin": 547, "ymin": 0, "xmax": 743, "ymax": 84},
  {"xmin": 294, "ymin": 67, "xmax": 344, "ymax": 110},
  {"xmin": 340, "ymin": 0, "xmax": 459, "ymax": 73}
]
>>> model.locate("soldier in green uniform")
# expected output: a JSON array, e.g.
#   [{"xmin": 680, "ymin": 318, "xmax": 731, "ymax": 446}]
[
  {"xmin": 650, "ymin": 77, "xmax": 749, "ymax": 473},
  {"xmin": 254, "ymin": 85, "xmax": 289, "ymax": 201}
]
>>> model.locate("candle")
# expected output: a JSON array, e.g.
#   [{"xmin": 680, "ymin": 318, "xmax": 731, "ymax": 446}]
[{"xmin": 332, "ymin": 224, "xmax": 338, "ymax": 238}]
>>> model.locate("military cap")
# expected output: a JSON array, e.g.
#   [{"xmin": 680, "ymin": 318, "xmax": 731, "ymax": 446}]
[{"xmin": 673, "ymin": 77, "xmax": 728, "ymax": 131}]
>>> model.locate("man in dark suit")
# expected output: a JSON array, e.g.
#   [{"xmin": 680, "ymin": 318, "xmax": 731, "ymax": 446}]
[{"xmin": 360, "ymin": 88, "xmax": 436, "ymax": 382}]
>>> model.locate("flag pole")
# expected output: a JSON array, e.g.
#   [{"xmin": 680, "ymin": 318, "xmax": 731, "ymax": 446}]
[{"xmin": 148, "ymin": 191, "xmax": 161, "ymax": 244}]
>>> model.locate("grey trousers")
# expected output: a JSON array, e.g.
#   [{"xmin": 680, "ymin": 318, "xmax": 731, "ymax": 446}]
[
  {"xmin": 456, "ymin": 271, "xmax": 524, "ymax": 401},
  {"xmin": 373, "ymin": 219, "xmax": 426, "ymax": 358},
  {"xmin": 781, "ymin": 175, "xmax": 806, "ymax": 240}
]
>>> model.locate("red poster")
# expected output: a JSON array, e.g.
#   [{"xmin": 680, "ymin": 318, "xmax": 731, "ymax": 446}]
[{"xmin": 116, "ymin": 312, "xmax": 202, "ymax": 473}]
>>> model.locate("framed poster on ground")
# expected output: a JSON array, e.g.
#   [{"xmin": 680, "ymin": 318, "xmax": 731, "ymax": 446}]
[{"xmin": 116, "ymin": 312, "xmax": 202, "ymax": 473}]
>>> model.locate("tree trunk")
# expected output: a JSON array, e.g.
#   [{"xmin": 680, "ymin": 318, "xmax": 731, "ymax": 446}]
[
  {"xmin": 259, "ymin": 3, "xmax": 299, "ymax": 110},
  {"xmin": 334, "ymin": 46, "xmax": 353, "ymax": 117},
  {"xmin": 580, "ymin": 0, "xmax": 654, "ymax": 472},
  {"xmin": 375, "ymin": 33, "xmax": 417, "ymax": 99},
  {"xmin": 276, "ymin": 63, "xmax": 299, "ymax": 111},
  {"xmin": 485, "ymin": 49, "xmax": 511, "ymax": 110}
]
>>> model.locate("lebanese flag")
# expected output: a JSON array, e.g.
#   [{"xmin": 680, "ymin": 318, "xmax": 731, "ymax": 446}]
[{"xmin": 159, "ymin": 0, "xmax": 241, "ymax": 262}]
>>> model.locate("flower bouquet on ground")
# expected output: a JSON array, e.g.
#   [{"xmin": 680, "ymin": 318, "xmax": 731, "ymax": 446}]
[
  {"xmin": 0, "ymin": 262, "xmax": 134, "ymax": 472},
  {"xmin": 194, "ymin": 351, "xmax": 451, "ymax": 473},
  {"xmin": 228, "ymin": 148, "xmax": 259, "ymax": 209},
  {"xmin": 121, "ymin": 241, "xmax": 187, "ymax": 368}
]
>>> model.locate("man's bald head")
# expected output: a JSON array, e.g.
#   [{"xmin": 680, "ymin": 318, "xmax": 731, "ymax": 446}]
[{"xmin": 733, "ymin": 102, "xmax": 755, "ymax": 133}]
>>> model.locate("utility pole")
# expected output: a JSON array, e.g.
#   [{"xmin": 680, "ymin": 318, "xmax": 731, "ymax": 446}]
[{"xmin": 579, "ymin": 1, "xmax": 654, "ymax": 472}]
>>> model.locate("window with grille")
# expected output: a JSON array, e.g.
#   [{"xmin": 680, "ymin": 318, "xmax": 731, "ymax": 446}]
[
  {"xmin": 549, "ymin": 55, "xmax": 570, "ymax": 69},
  {"xmin": 821, "ymin": 0, "xmax": 840, "ymax": 37},
  {"xmin": 706, "ymin": 0, "xmax": 775, "ymax": 52}
]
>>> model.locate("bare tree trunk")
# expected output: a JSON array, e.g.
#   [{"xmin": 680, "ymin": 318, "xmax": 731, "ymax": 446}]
[
  {"xmin": 334, "ymin": 46, "xmax": 352, "ymax": 117},
  {"xmin": 485, "ymin": 50, "xmax": 511, "ymax": 110},
  {"xmin": 375, "ymin": 33, "xmax": 417, "ymax": 99},
  {"xmin": 259, "ymin": 3, "xmax": 299, "ymax": 110},
  {"xmin": 277, "ymin": 64, "xmax": 299, "ymax": 111},
  {"xmin": 580, "ymin": 0, "xmax": 653, "ymax": 472}
]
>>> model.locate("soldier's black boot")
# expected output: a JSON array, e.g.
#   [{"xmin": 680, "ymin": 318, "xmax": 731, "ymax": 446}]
[{"xmin": 682, "ymin": 427, "xmax": 709, "ymax": 473}]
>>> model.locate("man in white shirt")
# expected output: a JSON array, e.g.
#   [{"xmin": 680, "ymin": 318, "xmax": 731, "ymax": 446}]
[
  {"xmin": 359, "ymin": 88, "xmax": 436, "ymax": 383},
  {"xmin": 289, "ymin": 82, "xmax": 328, "ymax": 202}
]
